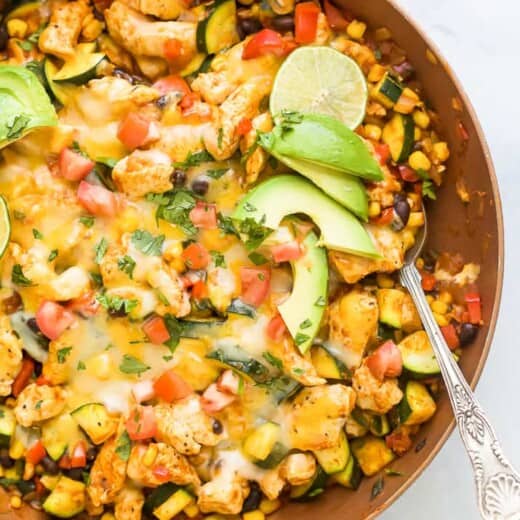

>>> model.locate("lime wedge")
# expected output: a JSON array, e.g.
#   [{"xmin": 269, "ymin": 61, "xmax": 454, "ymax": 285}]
[
  {"xmin": 0, "ymin": 196, "xmax": 11, "ymax": 260},
  {"xmin": 270, "ymin": 46, "xmax": 368, "ymax": 129}
]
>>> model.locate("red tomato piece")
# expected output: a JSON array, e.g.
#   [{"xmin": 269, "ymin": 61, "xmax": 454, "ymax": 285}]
[
  {"xmin": 77, "ymin": 181, "xmax": 118, "ymax": 218},
  {"xmin": 242, "ymin": 29, "xmax": 288, "ymax": 60},
  {"xmin": 58, "ymin": 148, "xmax": 94, "ymax": 182},
  {"xmin": 398, "ymin": 165, "xmax": 420, "ymax": 183},
  {"xmin": 58, "ymin": 454, "xmax": 71, "ymax": 469},
  {"xmin": 36, "ymin": 375, "xmax": 52, "ymax": 386},
  {"xmin": 70, "ymin": 441, "xmax": 87, "ymax": 468},
  {"xmin": 373, "ymin": 143, "xmax": 391, "ymax": 165},
  {"xmin": 153, "ymin": 75, "xmax": 191, "ymax": 97},
  {"xmin": 271, "ymin": 240, "xmax": 303, "ymax": 263},
  {"xmin": 266, "ymin": 314, "xmax": 287, "ymax": 341},
  {"xmin": 440, "ymin": 324, "xmax": 460, "ymax": 351},
  {"xmin": 240, "ymin": 267, "xmax": 271, "ymax": 307},
  {"xmin": 67, "ymin": 290, "xmax": 100, "ymax": 318},
  {"xmin": 163, "ymin": 38, "xmax": 183, "ymax": 61},
  {"xmin": 189, "ymin": 201, "xmax": 217, "ymax": 229},
  {"xmin": 126, "ymin": 406, "xmax": 157, "ymax": 441},
  {"xmin": 154, "ymin": 370, "xmax": 192, "ymax": 403},
  {"xmin": 182, "ymin": 242, "xmax": 210, "ymax": 270},
  {"xmin": 365, "ymin": 340, "xmax": 403, "ymax": 381},
  {"xmin": 143, "ymin": 315, "xmax": 170, "ymax": 345},
  {"xmin": 12, "ymin": 358, "xmax": 35, "ymax": 397},
  {"xmin": 36, "ymin": 301, "xmax": 75, "ymax": 340},
  {"xmin": 295, "ymin": 2, "xmax": 321, "ymax": 43},
  {"xmin": 217, "ymin": 370, "xmax": 242, "ymax": 395},
  {"xmin": 237, "ymin": 117, "xmax": 253, "ymax": 136},
  {"xmin": 323, "ymin": 0, "xmax": 349, "ymax": 29},
  {"xmin": 465, "ymin": 292, "xmax": 482, "ymax": 324},
  {"xmin": 191, "ymin": 280, "xmax": 208, "ymax": 300},
  {"xmin": 386, "ymin": 428, "xmax": 413, "ymax": 456},
  {"xmin": 117, "ymin": 113, "xmax": 151, "ymax": 149},
  {"xmin": 152, "ymin": 465, "xmax": 171, "ymax": 482},
  {"xmin": 180, "ymin": 92, "xmax": 200, "ymax": 110},
  {"xmin": 201, "ymin": 383, "xmax": 236, "ymax": 414},
  {"xmin": 26, "ymin": 440, "xmax": 46, "ymax": 465},
  {"xmin": 421, "ymin": 272, "xmax": 436, "ymax": 291},
  {"xmin": 370, "ymin": 207, "xmax": 394, "ymax": 226},
  {"xmin": 131, "ymin": 380, "xmax": 156, "ymax": 403}
]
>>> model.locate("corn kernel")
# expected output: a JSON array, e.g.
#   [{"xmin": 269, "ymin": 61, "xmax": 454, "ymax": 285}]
[
  {"xmin": 260, "ymin": 499, "xmax": 282, "ymax": 514},
  {"xmin": 376, "ymin": 273, "xmax": 394, "ymax": 288},
  {"xmin": 7, "ymin": 19, "xmax": 28, "ymax": 39},
  {"xmin": 407, "ymin": 193, "xmax": 422, "ymax": 211},
  {"xmin": 143, "ymin": 444, "xmax": 158, "ymax": 467},
  {"xmin": 101, "ymin": 514, "xmax": 115, "ymax": 520},
  {"xmin": 426, "ymin": 294, "xmax": 434, "ymax": 304},
  {"xmin": 49, "ymin": 125, "xmax": 76, "ymax": 154},
  {"xmin": 368, "ymin": 201, "xmax": 381, "ymax": 218},
  {"xmin": 9, "ymin": 440, "xmax": 24, "ymax": 460},
  {"xmin": 184, "ymin": 504, "xmax": 200, "ymax": 518},
  {"xmin": 10, "ymin": 495, "xmax": 22, "ymax": 509},
  {"xmin": 368, "ymin": 63, "xmax": 386, "ymax": 83},
  {"xmin": 23, "ymin": 462, "xmax": 34, "ymax": 481},
  {"xmin": 407, "ymin": 212, "xmax": 425, "ymax": 227},
  {"xmin": 414, "ymin": 127, "xmax": 421, "ymax": 141},
  {"xmin": 415, "ymin": 258, "xmax": 424, "ymax": 270},
  {"xmin": 439, "ymin": 291, "xmax": 453, "ymax": 304},
  {"xmin": 433, "ymin": 312, "xmax": 448, "ymax": 327},
  {"xmin": 88, "ymin": 352, "xmax": 112, "ymax": 380},
  {"xmin": 347, "ymin": 20, "xmax": 367, "ymax": 40},
  {"xmin": 243, "ymin": 511, "xmax": 265, "ymax": 520},
  {"xmin": 374, "ymin": 27, "xmax": 392, "ymax": 41},
  {"xmin": 408, "ymin": 151, "xmax": 432, "ymax": 171},
  {"xmin": 431, "ymin": 300, "xmax": 448, "ymax": 315},
  {"xmin": 432, "ymin": 142, "xmax": 450, "ymax": 163},
  {"xmin": 364, "ymin": 124, "xmax": 382, "ymax": 141},
  {"xmin": 413, "ymin": 110, "xmax": 431, "ymax": 129}
]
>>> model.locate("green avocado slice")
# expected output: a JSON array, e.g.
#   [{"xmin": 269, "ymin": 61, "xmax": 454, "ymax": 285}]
[
  {"xmin": 278, "ymin": 230, "xmax": 328, "ymax": 353},
  {"xmin": 0, "ymin": 65, "xmax": 57, "ymax": 148},
  {"xmin": 232, "ymin": 175, "xmax": 379, "ymax": 258}
]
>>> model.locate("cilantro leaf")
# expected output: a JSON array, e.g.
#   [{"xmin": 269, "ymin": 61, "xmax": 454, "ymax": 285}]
[
  {"xmin": 248, "ymin": 252, "xmax": 268, "ymax": 265},
  {"xmin": 11, "ymin": 265, "xmax": 33, "ymax": 286},
  {"xmin": 32, "ymin": 228, "xmax": 43, "ymax": 239},
  {"xmin": 96, "ymin": 294, "xmax": 138, "ymax": 315},
  {"xmin": 151, "ymin": 190, "xmax": 197, "ymax": 237},
  {"xmin": 131, "ymin": 230, "xmax": 165, "ymax": 256},
  {"xmin": 118, "ymin": 255, "xmax": 136, "ymax": 279},
  {"xmin": 173, "ymin": 150, "xmax": 213, "ymax": 169},
  {"xmin": 6, "ymin": 115, "xmax": 30, "ymax": 139},
  {"xmin": 237, "ymin": 217, "xmax": 272, "ymax": 251},
  {"xmin": 48, "ymin": 249, "xmax": 58, "ymax": 262},
  {"xmin": 77, "ymin": 360, "xmax": 86, "ymax": 371},
  {"xmin": 206, "ymin": 168, "xmax": 228, "ymax": 179},
  {"xmin": 115, "ymin": 431, "xmax": 131, "ymax": 461},
  {"xmin": 262, "ymin": 352, "xmax": 283, "ymax": 370},
  {"xmin": 79, "ymin": 216, "xmax": 95, "ymax": 228},
  {"xmin": 119, "ymin": 354, "xmax": 150, "ymax": 375},
  {"xmin": 210, "ymin": 250, "xmax": 226, "ymax": 267},
  {"xmin": 217, "ymin": 212, "xmax": 239, "ymax": 237},
  {"xmin": 294, "ymin": 332, "xmax": 310, "ymax": 347},
  {"xmin": 94, "ymin": 238, "xmax": 108, "ymax": 264},
  {"xmin": 57, "ymin": 346, "xmax": 72, "ymax": 364},
  {"xmin": 163, "ymin": 314, "xmax": 182, "ymax": 351}
]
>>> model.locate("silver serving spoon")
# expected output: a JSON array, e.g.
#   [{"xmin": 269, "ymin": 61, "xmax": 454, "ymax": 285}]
[{"xmin": 399, "ymin": 211, "xmax": 520, "ymax": 519}]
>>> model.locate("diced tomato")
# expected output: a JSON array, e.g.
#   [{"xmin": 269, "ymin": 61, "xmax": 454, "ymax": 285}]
[
  {"xmin": 242, "ymin": 29, "xmax": 289, "ymax": 60},
  {"xmin": 465, "ymin": 292, "xmax": 482, "ymax": 324},
  {"xmin": 77, "ymin": 181, "xmax": 118, "ymax": 218},
  {"xmin": 323, "ymin": 0, "xmax": 349, "ymax": 29},
  {"xmin": 36, "ymin": 375, "xmax": 52, "ymax": 386},
  {"xmin": 440, "ymin": 324, "xmax": 460, "ymax": 351},
  {"xmin": 12, "ymin": 358, "xmax": 35, "ymax": 397},
  {"xmin": 25, "ymin": 440, "xmax": 46, "ymax": 465},
  {"xmin": 58, "ymin": 148, "xmax": 94, "ymax": 182},
  {"xmin": 58, "ymin": 454, "xmax": 71, "ymax": 469},
  {"xmin": 143, "ymin": 315, "xmax": 170, "ymax": 345},
  {"xmin": 125, "ymin": 406, "xmax": 157, "ymax": 441},
  {"xmin": 373, "ymin": 143, "xmax": 391, "ymax": 165},
  {"xmin": 182, "ymin": 242, "xmax": 210, "ymax": 270},
  {"xmin": 189, "ymin": 201, "xmax": 217, "ymax": 229},
  {"xmin": 36, "ymin": 300, "xmax": 75, "ymax": 340},
  {"xmin": 154, "ymin": 370, "xmax": 192, "ymax": 403},
  {"xmin": 240, "ymin": 267, "xmax": 271, "ymax": 307},
  {"xmin": 371, "ymin": 207, "xmax": 394, "ymax": 226},
  {"xmin": 180, "ymin": 92, "xmax": 200, "ymax": 110},
  {"xmin": 266, "ymin": 314, "xmax": 287, "ymax": 341},
  {"xmin": 295, "ymin": 2, "xmax": 321, "ymax": 43},
  {"xmin": 191, "ymin": 280, "xmax": 208, "ymax": 300},
  {"xmin": 70, "ymin": 441, "xmax": 87, "ymax": 468},
  {"xmin": 386, "ymin": 428, "xmax": 413, "ymax": 456},
  {"xmin": 365, "ymin": 340, "xmax": 403, "ymax": 381},
  {"xmin": 153, "ymin": 75, "xmax": 191, "ymax": 97},
  {"xmin": 163, "ymin": 38, "xmax": 183, "ymax": 61},
  {"xmin": 132, "ymin": 380, "xmax": 156, "ymax": 403},
  {"xmin": 271, "ymin": 240, "xmax": 303, "ymax": 263},
  {"xmin": 67, "ymin": 290, "xmax": 100, "ymax": 317},
  {"xmin": 398, "ymin": 165, "xmax": 420, "ymax": 183},
  {"xmin": 201, "ymin": 383, "xmax": 236, "ymax": 414},
  {"xmin": 117, "ymin": 113, "xmax": 151, "ymax": 149},
  {"xmin": 217, "ymin": 369, "xmax": 242, "ymax": 395},
  {"xmin": 152, "ymin": 465, "xmax": 171, "ymax": 482},
  {"xmin": 237, "ymin": 117, "xmax": 253, "ymax": 137},
  {"xmin": 421, "ymin": 272, "xmax": 436, "ymax": 291}
]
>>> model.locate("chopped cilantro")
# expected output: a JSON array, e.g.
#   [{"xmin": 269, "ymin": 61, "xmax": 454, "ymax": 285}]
[
  {"xmin": 32, "ymin": 228, "xmax": 43, "ymax": 240},
  {"xmin": 149, "ymin": 190, "xmax": 197, "ymax": 237},
  {"xmin": 248, "ymin": 252, "xmax": 268, "ymax": 265},
  {"xmin": 371, "ymin": 476, "xmax": 384, "ymax": 500},
  {"xmin": 294, "ymin": 332, "xmax": 310, "ymax": 347},
  {"xmin": 299, "ymin": 319, "xmax": 312, "ymax": 329},
  {"xmin": 115, "ymin": 431, "xmax": 131, "ymax": 461},
  {"xmin": 162, "ymin": 355, "xmax": 174, "ymax": 362},
  {"xmin": 210, "ymin": 250, "xmax": 226, "ymax": 267},
  {"xmin": 79, "ymin": 215, "xmax": 95, "ymax": 228},
  {"xmin": 6, "ymin": 114, "xmax": 30, "ymax": 139},
  {"xmin": 416, "ymin": 169, "xmax": 437, "ymax": 200},
  {"xmin": 262, "ymin": 352, "xmax": 283, "ymax": 370},
  {"xmin": 57, "ymin": 346, "xmax": 72, "ymax": 364},
  {"xmin": 35, "ymin": 400, "xmax": 43, "ymax": 410},
  {"xmin": 13, "ymin": 210, "xmax": 25, "ymax": 220},
  {"xmin": 238, "ymin": 217, "xmax": 272, "ymax": 251},
  {"xmin": 163, "ymin": 314, "xmax": 182, "ymax": 351},
  {"xmin": 96, "ymin": 293, "xmax": 138, "ymax": 315},
  {"xmin": 94, "ymin": 238, "xmax": 108, "ymax": 264},
  {"xmin": 206, "ymin": 168, "xmax": 228, "ymax": 179},
  {"xmin": 173, "ymin": 150, "xmax": 213, "ymax": 168},
  {"xmin": 77, "ymin": 360, "xmax": 86, "ymax": 371},
  {"xmin": 292, "ymin": 367, "xmax": 304, "ymax": 376},
  {"xmin": 48, "ymin": 249, "xmax": 58, "ymax": 262},
  {"xmin": 17, "ymin": 40, "xmax": 33, "ymax": 52},
  {"xmin": 119, "ymin": 354, "xmax": 150, "ymax": 375},
  {"xmin": 11, "ymin": 265, "xmax": 33, "ymax": 287},
  {"xmin": 217, "ymin": 127, "xmax": 223, "ymax": 149},
  {"xmin": 131, "ymin": 230, "xmax": 165, "ymax": 256},
  {"xmin": 118, "ymin": 255, "xmax": 136, "ymax": 279},
  {"xmin": 315, "ymin": 295, "xmax": 327, "ymax": 307},
  {"xmin": 217, "ymin": 212, "xmax": 239, "ymax": 237}
]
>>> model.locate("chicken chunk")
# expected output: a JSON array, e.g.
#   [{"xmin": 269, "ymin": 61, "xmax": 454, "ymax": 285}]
[
  {"xmin": 121, "ymin": 0, "xmax": 185, "ymax": 20},
  {"xmin": 38, "ymin": 0, "xmax": 91, "ymax": 59},
  {"xmin": 198, "ymin": 473, "xmax": 249, "ymax": 515},
  {"xmin": 281, "ymin": 339, "xmax": 326, "ymax": 387},
  {"xmin": 367, "ymin": 165, "xmax": 402, "ymax": 208},
  {"xmin": 352, "ymin": 364, "xmax": 403, "ymax": 414},
  {"xmin": 328, "ymin": 288, "xmax": 378, "ymax": 369},
  {"xmin": 115, "ymin": 486, "xmax": 144, "ymax": 520},
  {"xmin": 154, "ymin": 397, "xmax": 221, "ymax": 455},
  {"xmin": 14, "ymin": 384, "xmax": 66, "ymax": 427},
  {"xmin": 127, "ymin": 443, "xmax": 200, "ymax": 487},
  {"xmin": 401, "ymin": 292, "xmax": 422, "ymax": 333},
  {"xmin": 105, "ymin": 1, "xmax": 196, "ymax": 59},
  {"xmin": 42, "ymin": 335, "xmax": 74, "ymax": 385},
  {"xmin": 329, "ymin": 226, "xmax": 410, "ymax": 284},
  {"xmin": 9, "ymin": 243, "xmax": 55, "ymax": 287},
  {"xmin": 313, "ymin": 13, "xmax": 333, "ymax": 45},
  {"xmin": 0, "ymin": 315, "xmax": 22, "ymax": 396},
  {"xmin": 146, "ymin": 264, "xmax": 191, "ymax": 318},
  {"xmin": 155, "ymin": 122, "xmax": 212, "ymax": 163},
  {"xmin": 240, "ymin": 112, "xmax": 273, "ymax": 185},
  {"xmin": 259, "ymin": 469, "xmax": 286, "ymax": 500},
  {"xmin": 134, "ymin": 55, "xmax": 169, "ymax": 80},
  {"xmin": 112, "ymin": 150, "xmax": 173, "ymax": 199},
  {"xmin": 287, "ymin": 384, "xmax": 356, "ymax": 451},
  {"xmin": 281, "ymin": 453, "xmax": 316, "ymax": 486},
  {"xmin": 47, "ymin": 266, "xmax": 91, "ymax": 301},
  {"xmin": 99, "ymin": 243, "xmax": 130, "ymax": 288},
  {"xmin": 87, "ymin": 436, "xmax": 127, "ymax": 507}
]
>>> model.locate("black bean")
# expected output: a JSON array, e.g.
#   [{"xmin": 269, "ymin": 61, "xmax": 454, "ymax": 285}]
[
  {"xmin": 212, "ymin": 419, "xmax": 223, "ymax": 434},
  {"xmin": 108, "ymin": 308, "xmax": 128, "ymax": 318},
  {"xmin": 86, "ymin": 446, "xmax": 98, "ymax": 462},
  {"xmin": 242, "ymin": 482, "xmax": 262, "ymax": 513},
  {"xmin": 171, "ymin": 169, "xmax": 186, "ymax": 188},
  {"xmin": 0, "ymin": 1, "xmax": 12, "ymax": 16},
  {"xmin": 26, "ymin": 317, "xmax": 41, "ymax": 334},
  {"xmin": 0, "ymin": 25, "xmax": 8, "ymax": 52},
  {"xmin": 393, "ymin": 195, "xmax": 410, "ymax": 226},
  {"xmin": 271, "ymin": 14, "xmax": 295, "ymax": 33},
  {"xmin": 191, "ymin": 177, "xmax": 209, "ymax": 196},
  {"xmin": 156, "ymin": 95, "xmax": 169, "ymax": 110},
  {"xmin": 66, "ymin": 468, "xmax": 84, "ymax": 481},
  {"xmin": 34, "ymin": 361, "xmax": 42, "ymax": 377},
  {"xmin": 2, "ymin": 291, "xmax": 22, "ymax": 314},
  {"xmin": 41, "ymin": 456, "xmax": 59, "ymax": 475},
  {"xmin": 0, "ymin": 448, "xmax": 14, "ymax": 469},
  {"xmin": 458, "ymin": 323, "xmax": 478, "ymax": 346},
  {"xmin": 237, "ymin": 17, "xmax": 263, "ymax": 39}
]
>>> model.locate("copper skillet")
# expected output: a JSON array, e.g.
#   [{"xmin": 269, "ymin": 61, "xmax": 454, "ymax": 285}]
[{"xmin": 0, "ymin": 0, "xmax": 504, "ymax": 518}]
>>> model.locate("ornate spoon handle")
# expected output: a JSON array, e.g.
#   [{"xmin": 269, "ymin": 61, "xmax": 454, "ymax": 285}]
[{"xmin": 400, "ymin": 263, "xmax": 520, "ymax": 519}]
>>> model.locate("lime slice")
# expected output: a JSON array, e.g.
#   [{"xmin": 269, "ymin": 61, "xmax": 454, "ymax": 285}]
[
  {"xmin": 270, "ymin": 46, "xmax": 368, "ymax": 129},
  {"xmin": 0, "ymin": 196, "xmax": 11, "ymax": 260}
]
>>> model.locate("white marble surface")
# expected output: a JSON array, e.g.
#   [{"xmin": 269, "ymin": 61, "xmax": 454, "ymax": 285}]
[{"xmin": 382, "ymin": 1, "xmax": 520, "ymax": 518}]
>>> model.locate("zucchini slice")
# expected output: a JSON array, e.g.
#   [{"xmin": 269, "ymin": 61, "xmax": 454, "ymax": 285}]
[
  {"xmin": 153, "ymin": 488, "xmax": 194, "ymax": 520},
  {"xmin": 196, "ymin": 0, "xmax": 239, "ymax": 54},
  {"xmin": 143, "ymin": 483, "xmax": 178, "ymax": 516},
  {"xmin": 71, "ymin": 403, "xmax": 117, "ymax": 445},
  {"xmin": 372, "ymin": 73, "xmax": 403, "ymax": 108},
  {"xmin": 42, "ymin": 476, "xmax": 86, "ymax": 518},
  {"xmin": 399, "ymin": 380, "xmax": 437, "ymax": 426},
  {"xmin": 332, "ymin": 455, "xmax": 362, "ymax": 490},
  {"xmin": 243, "ymin": 422, "xmax": 281, "ymax": 462},
  {"xmin": 351, "ymin": 436, "xmax": 395, "ymax": 477},
  {"xmin": 398, "ymin": 330, "xmax": 440, "ymax": 376},
  {"xmin": 41, "ymin": 414, "xmax": 84, "ymax": 461},
  {"xmin": 181, "ymin": 53, "xmax": 213, "ymax": 77},
  {"xmin": 254, "ymin": 441, "xmax": 289, "ymax": 469},
  {"xmin": 206, "ymin": 345, "xmax": 270, "ymax": 383},
  {"xmin": 313, "ymin": 430, "xmax": 350, "ymax": 474},
  {"xmin": 311, "ymin": 345, "xmax": 349, "ymax": 380},
  {"xmin": 53, "ymin": 43, "xmax": 105, "ymax": 85},
  {"xmin": 351, "ymin": 409, "xmax": 390, "ymax": 437},
  {"xmin": 0, "ymin": 405, "xmax": 16, "ymax": 448},
  {"xmin": 377, "ymin": 288, "xmax": 404, "ymax": 329},
  {"xmin": 44, "ymin": 58, "xmax": 75, "ymax": 106},
  {"xmin": 382, "ymin": 113, "xmax": 414, "ymax": 163},
  {"xmin": 290, "ymin": 466, "xmax": 328, "ymax": 501}
]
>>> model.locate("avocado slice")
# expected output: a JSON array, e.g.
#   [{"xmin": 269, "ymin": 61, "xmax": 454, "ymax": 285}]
[
  {"xmin": 232, "ymin": 175, "xmax": 378, "ymax": 258},
  {"xmin": 278, "ymin": 231, "xmax": 328, "ymax": 353},
  {"xmin": 0, "ymin": 65, "xmax": 57, "ymax": 148}
]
